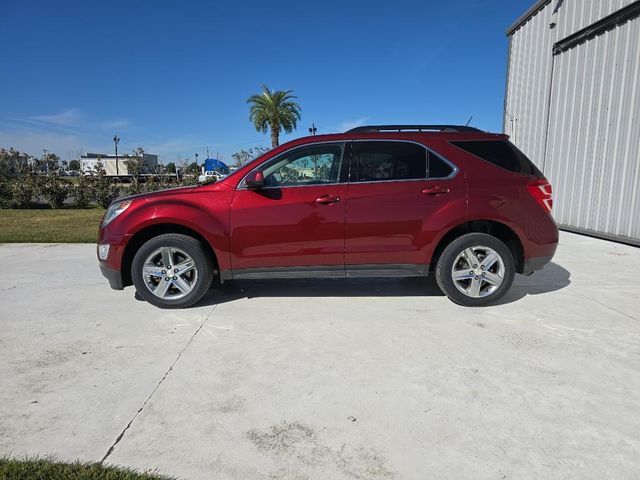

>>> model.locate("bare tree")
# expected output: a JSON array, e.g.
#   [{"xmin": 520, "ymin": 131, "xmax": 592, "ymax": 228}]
[
  {"xmin": 124, "ymin": 147, "xmax": 146, "ymax": 192},
  {"xmin": 231, "ymin": 146, "xmax": 270, "ymax": 167}
]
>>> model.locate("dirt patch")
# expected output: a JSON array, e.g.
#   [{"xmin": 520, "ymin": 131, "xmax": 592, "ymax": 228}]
[
  {"xmin": 335, "ymin": 446, "xmax": 395, "ymax": 480},
  {"xmin": 247, "ymin": 421, "xmax": 395, "ymax": 479},
  {"xmin": 217, "ymin": 396, "xmax": 245, "ymax": 414}
]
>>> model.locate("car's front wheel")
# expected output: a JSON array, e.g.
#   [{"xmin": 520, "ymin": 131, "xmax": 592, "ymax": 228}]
[
  {"xmin": 435, "ymin": 233, "xmax": 515, "ymax": 306},
  {"xmin": 131, "ymin": 233, "xmax": 214, "ymax": 308}
]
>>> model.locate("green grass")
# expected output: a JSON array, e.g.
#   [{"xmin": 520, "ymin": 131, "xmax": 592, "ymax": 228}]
[
  {"xmin": 0, "ymin": 457, "xmax": 175, "ymax": 480},
  {"xmin": 0, "ymin": 208, "xmax": 105, "ymax": 243}
]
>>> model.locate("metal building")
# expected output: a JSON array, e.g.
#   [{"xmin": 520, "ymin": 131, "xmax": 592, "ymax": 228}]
[
  {"xmin": 504, "ymin": 0, "xmax": 640, "ymax": 245},
  {"xmin": 80, "ymin": 153, "xmax": 159, "ymax": 176}
]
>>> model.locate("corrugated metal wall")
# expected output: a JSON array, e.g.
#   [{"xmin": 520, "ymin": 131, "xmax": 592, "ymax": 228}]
[
  {"xmin": 545, "ymin": 16, "xmax": 640, "ymax": 240},
  {"xmin": 504, "ymin": 0, "xmax": 640, "ymax": 242}
]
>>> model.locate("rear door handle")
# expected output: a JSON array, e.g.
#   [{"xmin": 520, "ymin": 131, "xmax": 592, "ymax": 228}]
[
  {"xmin": 422, "ymin": 186, "xmax": 450, "ymax": 195},
  {"xmin": 315, "ymin": 194, "xmax": 341, "ymax": 205}
]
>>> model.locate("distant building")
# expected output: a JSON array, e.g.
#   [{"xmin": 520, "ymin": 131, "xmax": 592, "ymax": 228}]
[
  {"xmin": 0, "ymin": 149, "xmax": 34, "ymax": 174},
  {"xmin": 80, "ymin": 152, "xmax": 158, "ymax": 176}
]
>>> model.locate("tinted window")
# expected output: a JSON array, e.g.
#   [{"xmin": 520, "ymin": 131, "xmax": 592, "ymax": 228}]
[
  {"xmin": 428, "ymin": 151, "xmax": 454, "ymax": 178},
  {"xmin": 451, "ymin": 140, "xmax": 542, "ymax": 176},
  {"xmin": 261, "ymin": 144, "xmax": 343, "ymax": 187},
  {"xmin": 353, "ymin": 141, "xmax": 426, "ymax": 182}
]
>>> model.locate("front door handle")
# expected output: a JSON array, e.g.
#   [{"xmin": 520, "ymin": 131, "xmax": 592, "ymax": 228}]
[
  {"xmin": 422, "ymin": 186, "xmax": 450, "ymax": 195},
  {"xmin": 315, "ymin": 194, "xmax": 341, "ymax": 205}
]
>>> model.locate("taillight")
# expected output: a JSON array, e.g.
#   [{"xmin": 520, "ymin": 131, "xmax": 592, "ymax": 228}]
[{"xmin": 527, "ymin": 178, "xmax": 553, "ymax": 213}]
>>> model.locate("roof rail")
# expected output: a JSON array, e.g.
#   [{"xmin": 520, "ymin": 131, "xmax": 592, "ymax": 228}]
[{"xmin": 346, "ymin": 124, "xmax": 482, "ymax": 133}]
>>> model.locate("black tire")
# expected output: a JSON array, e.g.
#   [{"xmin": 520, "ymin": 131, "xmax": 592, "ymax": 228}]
[
  {"xmin": 435, "ymin": 232, "xmax": 515, "ymax": 307},
  {"xmin": 131, "ymin": 233, "xmax": 214, "ymax": 309}
]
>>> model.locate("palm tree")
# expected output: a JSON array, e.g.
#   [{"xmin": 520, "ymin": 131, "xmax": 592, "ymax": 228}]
[{"xmin": 247, "ymin": 85, "xmax": 302, "ymax": 148}]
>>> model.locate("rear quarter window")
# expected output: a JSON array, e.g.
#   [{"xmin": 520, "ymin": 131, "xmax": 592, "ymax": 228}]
[{"xmin": 451, "ymin": 140, "xmax": 542, "ymax": 176}]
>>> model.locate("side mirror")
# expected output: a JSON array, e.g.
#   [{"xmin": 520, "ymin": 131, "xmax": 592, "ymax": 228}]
[{"xmin": 245, "ymin": 170, "xmax": 264, "ymax": 189}]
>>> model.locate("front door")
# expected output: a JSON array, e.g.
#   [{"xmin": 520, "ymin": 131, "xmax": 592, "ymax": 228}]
[
  {"xmin": 345, "ymin": 140, "xmax": 465, "ymax": 275},
  {"xmin": 229, "ymin": 142, "xmax": 347, "ymax": 276}
]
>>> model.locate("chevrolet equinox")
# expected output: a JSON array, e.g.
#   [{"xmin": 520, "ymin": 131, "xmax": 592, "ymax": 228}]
[{"xmin": 98, "ymin": 125, "xmax": 558, "ymax": 308}]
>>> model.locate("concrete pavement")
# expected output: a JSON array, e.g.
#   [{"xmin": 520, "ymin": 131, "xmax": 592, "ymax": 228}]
[{"xmin": 1, "ymin": 232, "xmax": 639, "ymax": 479}]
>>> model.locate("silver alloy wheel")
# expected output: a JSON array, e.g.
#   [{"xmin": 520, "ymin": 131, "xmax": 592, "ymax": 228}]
[
  {"xmin": 451, "ymin": 245, "xmax": 505, "ymax": 298},
  {"xmin": 142, "ymin": 247, "xmax": 198, "ymax": 300}
]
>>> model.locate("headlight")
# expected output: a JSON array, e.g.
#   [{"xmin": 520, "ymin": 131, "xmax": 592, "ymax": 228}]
[{"xmin": 102, "ymin": 200, "xmax": 132, "ymax": 227}]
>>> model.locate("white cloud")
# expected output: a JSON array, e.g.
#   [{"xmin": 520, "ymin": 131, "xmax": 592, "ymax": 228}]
[
  {"xmin": 339, "ymin": 116, "xmax": 370, "ymax": 132},
  {"xmin": 101, "ymin": 119, "xmax": 131, "ymax": 130},
  {"xmin": 25, "ymin": 110, "xmax": 131, "ymax": 134},
  {"xmin": 0, "ymin": 129, "xmax": 101, "ymax": 159},
  {"xmin": 0, "ymin": 124, "xmax": 213, "ymax": 162},
  {"xmin": 1, "ymin": 110, "xmax": 216, "ymax": 162},
  {"xmin": 29, "ymin": 108, "xmax": 83, "ymax": 126},
  {"xmin": 0, "ymin": 109, "xmax": 136, "ymax": 160}
]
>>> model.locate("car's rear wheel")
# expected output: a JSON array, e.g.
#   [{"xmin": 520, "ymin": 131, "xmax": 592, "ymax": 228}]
[
  {"xmin": 131, "ymin": 233, "xmax": 213, "ymax": 308},
  {"xmin": 435, "ymin": 233, "xmax": 515, "ymax": 306}
]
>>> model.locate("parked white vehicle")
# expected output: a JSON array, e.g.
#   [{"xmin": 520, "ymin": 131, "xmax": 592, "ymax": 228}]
[{"xmin": 197, "ymin": 170, "xmax": 225, "ymax": 183}]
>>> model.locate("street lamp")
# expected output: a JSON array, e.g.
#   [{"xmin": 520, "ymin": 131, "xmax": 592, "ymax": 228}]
[{"xmin": 113, "ymin": 135, "xmax": 120, "ymax": 175}]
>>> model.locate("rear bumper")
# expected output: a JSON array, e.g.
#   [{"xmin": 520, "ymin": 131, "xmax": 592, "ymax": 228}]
[
  {"xmin": 522, "ymin": 254, "xmax": 554, "ymax": 275},
  {"xmin": 100, "ymin": 263, "xmax": 124, "ymax": 290},
  {"xmin": 520, "ymin": 214, "xmax": 558, "ymax": 275}
]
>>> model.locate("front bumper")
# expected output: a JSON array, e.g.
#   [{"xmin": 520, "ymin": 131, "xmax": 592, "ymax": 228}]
[
  {"xmin": 100, "ymin": 264, "xmax": 124, "ymax": 290},
  {"xmin": 97, "ymin": 231, "xmax": 131, "ymax": 290}
]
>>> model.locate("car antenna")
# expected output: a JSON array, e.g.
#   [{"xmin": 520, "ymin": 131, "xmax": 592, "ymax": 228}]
[{"xmin": 465, "ymin": 116, "xmax": 474, "ymax": 126}]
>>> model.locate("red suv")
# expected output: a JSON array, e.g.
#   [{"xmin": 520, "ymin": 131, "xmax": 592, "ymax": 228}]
[{"xmin": 97, "ymin": 125, "xmax": 558, "ymax": 308}]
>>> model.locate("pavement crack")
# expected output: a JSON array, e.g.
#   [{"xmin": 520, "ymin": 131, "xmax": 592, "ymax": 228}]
[
  {"xmin": 101, "ymin": 305, "xmax": 217, "ymax": 463},
  {"xmin": 570, "ymin": 290, "xmax": 639, "ymax": 322}
]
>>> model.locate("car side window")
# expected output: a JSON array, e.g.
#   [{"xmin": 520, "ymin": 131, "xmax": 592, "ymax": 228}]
[
  {"xmin": 261, "ymin": 144, "xmax": 343, "ymax": 187},
  {"xmin": 352, "ymin": 141, "xmax": 427, "ymax": 182},
  {"xmin": 428, "ymin": 151, "xmax": 454, "ymax": 178}
]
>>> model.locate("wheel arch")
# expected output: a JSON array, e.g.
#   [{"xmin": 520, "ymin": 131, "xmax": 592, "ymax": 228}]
[
  {"xmin": 121, "ymin": 223, "xmax": 220, "ymax": 288},
  {"xmin": 429, "ymin": 220, "xmax": 525, "ymax": 274}
]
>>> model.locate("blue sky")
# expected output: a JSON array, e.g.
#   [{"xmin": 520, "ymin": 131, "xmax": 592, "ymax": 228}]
[{"xmin": 0, "ymin": 0, "xmax": 532, "ymax": 164}]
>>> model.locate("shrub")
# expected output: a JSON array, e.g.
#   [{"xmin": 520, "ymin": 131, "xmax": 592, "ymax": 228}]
[
  {"xmin": 0, "ymin": 180, "xmax": 11, "ymax": 208},
  {"xmin": 143, "ymin": 175, "xmax": 158, "ymax": 193},
  {"xmin": 73, "ymin": 175, "xmax": 95, "ymax": 208},
  {"xmin": 37, "ymin": 175, "xmax": 70, "ymax": 209},
  {"xmin": 9, "ymin": 176, "xmax": 36, "ymax": 208},
  {"xmin": 94, "ymin": 176, "xmax": 121, "ymax": 208},
  {"xmin": 127, "ymin": 180, "xmax": 143, "ymax": 195},
  {"xmin": 143, "ymin": 176, "xmax": 174, "ymax": 193},
  {"xmin": 159, "ymin": 178, "xmax": 175, "ymax": 190},
  {"xmin": 179, "ymin": 175, "xmax": 201, "ymax": 187}
]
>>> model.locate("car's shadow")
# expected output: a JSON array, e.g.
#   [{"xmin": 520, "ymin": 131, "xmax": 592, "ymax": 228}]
[
  {"xmin": 191, "ymin": 262, "xmax": 571, "ymax": 308},
  {"xmin": 492, "ymin": 261, "xmax": 571, "ymax": 306}
]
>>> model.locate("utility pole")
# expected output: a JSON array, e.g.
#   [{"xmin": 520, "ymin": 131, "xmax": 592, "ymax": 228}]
[
  {"xmin": 113, "ymin": 135, "xmax": 120, "ymax": 175},
  {"xmin": 308, "ymin": 123, "xmax": 317, "ymax": 135}
]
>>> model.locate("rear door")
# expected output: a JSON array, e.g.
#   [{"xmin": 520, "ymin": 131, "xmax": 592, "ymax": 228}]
[{"xmin": 345, "ymin": 140, "xmax": 466, "ymax": 274}]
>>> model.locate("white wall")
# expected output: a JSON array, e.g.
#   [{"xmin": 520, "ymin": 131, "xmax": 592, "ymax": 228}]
[{"xmin": 505, "ymin": 0, "xmax": 640, "ymax": 241}]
